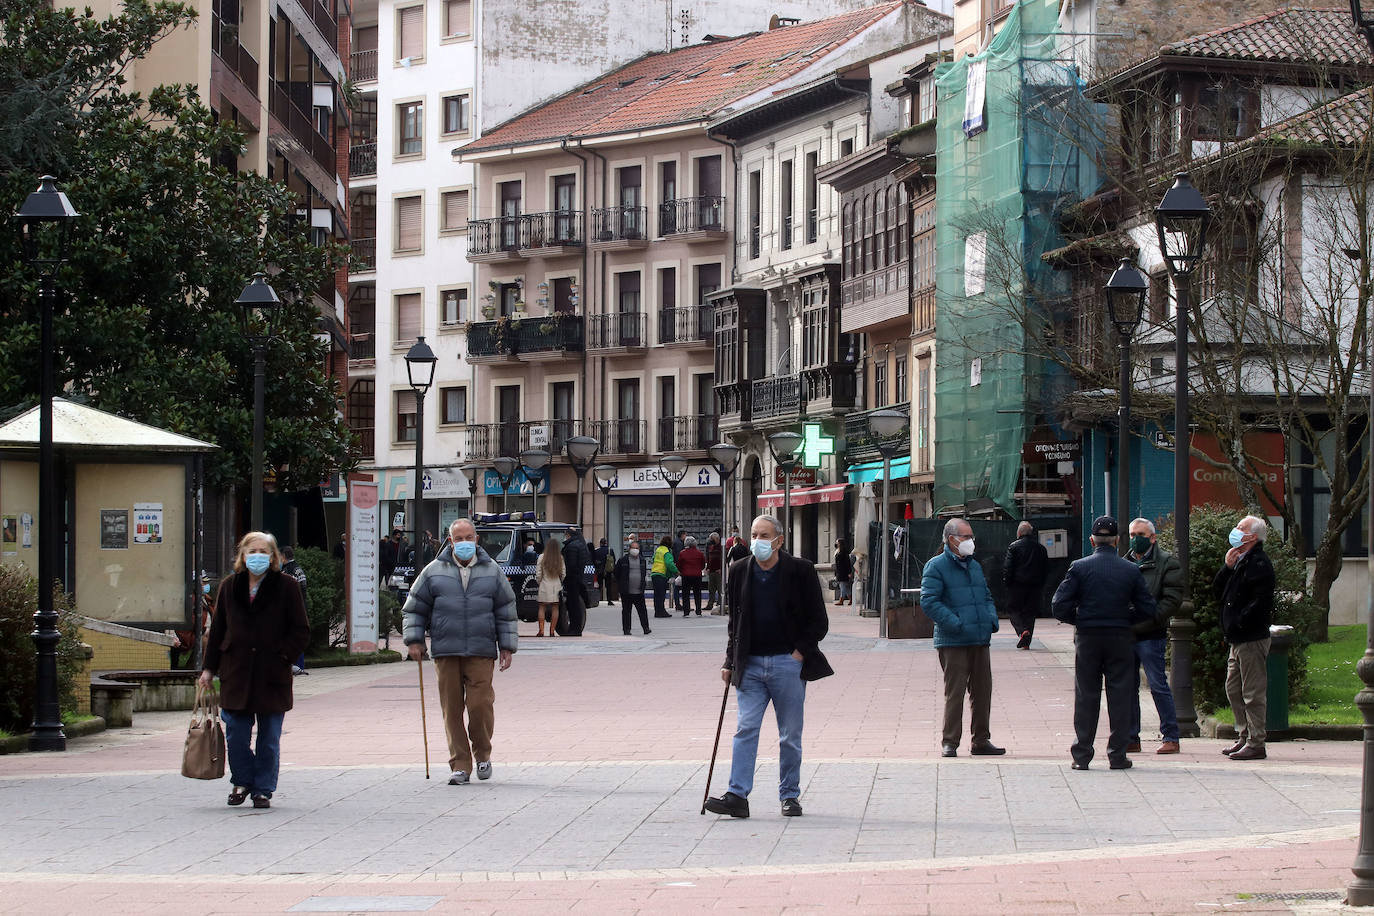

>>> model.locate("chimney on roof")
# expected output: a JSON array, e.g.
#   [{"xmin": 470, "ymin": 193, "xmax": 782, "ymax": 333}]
[{"xmin": 769, "ymin": 14, "xmax": 801, "ymax": 30}]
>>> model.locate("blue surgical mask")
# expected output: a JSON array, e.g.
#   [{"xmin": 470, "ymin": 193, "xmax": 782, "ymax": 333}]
[
  {"xmin": 751, "ymin": 537, "xmax": 775, "ymax": 562},
  {"xmin": 454, "ymin": 541, "xmax": 477, "ymax": 561},
  {"xmin": 245, "ymin": 554, "xmax": 271, "ymax": 575},
  {"xmin": 1228, "ymin": 527, "xmax": 1246, "ymax": 549}
]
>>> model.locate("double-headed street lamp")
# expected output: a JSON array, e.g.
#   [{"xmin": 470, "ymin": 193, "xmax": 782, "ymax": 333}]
[
  {"xmin": 403, "ymin": 337, "xmax": 437, "ymax": 555},
  {"xmin": 659, "ymin": 455, "xmax": 688, "ymax": 542},
  {"xmin": 1105, "ymin": 257, "xmax": 1148, "ymax": 548},
  {"xmin": 869, "ymin": 410, "xmax": 908, "ymax": 640},
  {"xmin": 520, "ymin": 448, "xmax": 550, "ymax": 520},
  {"xmin": 492, "ymin": 456, "xmax": 518, "ymax": 513},
  {"xmin": 235, "ymin": 272, "xmax": 282, "ymax": 533},
  {"xmin": 1156, "ymin": 171, "xmax": 1212, "ymax": 740},
  {"xmin": 594, "ymin": 464, "xmax": 618, "ymax": 545},
  {"xmin": 565, "ymin": 435, "xmax": 600, "ymax": 530},
  {"xmin": 15, "ymin": 175, "xmax": 78, "ymax": 752},
  {"xmin": 767, "ymin": 430, "xmax": 804, "ymax": 537}
]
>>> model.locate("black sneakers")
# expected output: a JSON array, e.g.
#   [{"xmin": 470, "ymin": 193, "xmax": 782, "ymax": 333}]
[
  {"xmin": 704, "ymin": 791, "xmax": 751, "ymax": 818},
  {"xmin": 781, "ymin": 798, "xmax": 803, "ymax": 817}
]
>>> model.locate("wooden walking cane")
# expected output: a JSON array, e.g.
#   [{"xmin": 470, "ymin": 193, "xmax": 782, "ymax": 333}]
[
  {"xmin": 701, "ymin": 679, "xmax": 731, "ymax": 814},
  {"xmin": 416, "ymin": 657, "xmax": 430, "ymax": 779}
]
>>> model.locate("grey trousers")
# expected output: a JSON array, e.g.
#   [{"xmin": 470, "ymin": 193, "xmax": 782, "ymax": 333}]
[
  {"xmin": 937, "ymin": 645, "xmax": 992, "ymax": 748},
  {"xmin": 1226, "ymin": 637, "xmax": 1270, "ymax": 748}
]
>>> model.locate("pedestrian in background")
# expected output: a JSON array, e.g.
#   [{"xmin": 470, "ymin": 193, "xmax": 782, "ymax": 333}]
[
  {"xmin": 592, "ymin": 537, "xmax": 611, "ymax": 600},
  {"xmin": 1002, "ymin": 521, "xmax": 1048, "ymax": 649},
  {"xmin": 677, "ymin": 536, "xmax": 706, "ymax": 616},
  {"xmin": 705, "ymin": 514, "xmax": 831, "ymax": 820},
  {"xmin": 1052, "ymin": 516, "xmax": 1157, "ymax": 771},
  {"xmin": 281, "ymin": 546, "xmax": 309, "ymax": 676},
  {"xmin": 534, "ymin": 538, "xmax": 564, "ymax": 637},
  {"xmin": 332, "ymin": 532, "xmax": 346, "ymax": 561},
  {"xmin": 403, "ymin": 518, "xmax": 517, "ymax": 786},
  {"xmin": 561, "ymin": 526, "xmax": 593, "ymax": 636},
  {"xmin": 379, "ymin": 529, "xmax": 398, "ymax": 584},
  {"xmin": 1216, "ymin": 514, "xmax": 1275, "ymax": 761},
  {"xmin": 651, "ymin": 535, "xmax": 678, "ymax": 618},
  {"xmin": 833, "ymin": 538, "xmax": 853, "ymax": 606},
  {"xmin": 198, "ymin": 531, "xmax": 310, "ymax": 810},
  {"xmin": 671, "ymin": 528, "xmax": 686, "ymax": 609},
  {"xmin": 705, "ymin": 531, "xmax": 723, "ymax": 612},
  {"xmin": 920, "ymin": 518, "xmax": 1006, "ymax": 759},
  {"xmin": 1126, "ymin": 518, "xmax": 1182, "ymax": 755},
  {"xmin": 615, "ymin": 539, "xmax": 652, "ymax": 636}
]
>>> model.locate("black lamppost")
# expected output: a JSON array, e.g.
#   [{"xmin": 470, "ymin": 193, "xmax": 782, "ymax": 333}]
[
  {"xmin": 767, "ymin": 430, "xmax": 804, "ymax": 538},
  {"xmin": 869, "ymin": 410, "xmax": 908, "ymax": 639},
  {"xmin": 709, "ymin": 443, "xmax": 741, "ymax": 615},
  {"xmin": 404, "ymin": 336, "xmax": 437, "ymax": 551},
  {"xmin": 565, "ymin": 435, "xmax": 600, "ymax": 529},
  {"xmin": 1106, "ymin": 257, "xmax": 1148, "ymax": 548},
  {"xmin": 659, "ymin": 455, "xmax": 688, "ymax": 541},
  {"xmin": 594, "ymin": 464, "xmax": 617, "ymax": 545},
  {"xmin": 1348, "ymin": 5, "xmax": 1374, "ymax": 904},
  {"xmin": 15, "ymin": 175, "xmax": 78, "ymax": 752},
  {"xmin": 1156, "ymin": 171, "xmax": 1212, "ymax": 740},
  {"xmin": 492, "ymin": 456, "xmax": 518, "ymax": 513},
  {"xmin": 520, "ymin": 448, "xmax": 550, "ymax": 520},
  {"xmin": 235, "ymin": 273, "xmax": 282, "ymax": 532}
]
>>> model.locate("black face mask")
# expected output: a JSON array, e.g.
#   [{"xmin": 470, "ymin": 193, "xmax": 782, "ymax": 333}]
[{"xmin": 1130, "ymin": 535, "xmax": 1152, "ymax": 556}]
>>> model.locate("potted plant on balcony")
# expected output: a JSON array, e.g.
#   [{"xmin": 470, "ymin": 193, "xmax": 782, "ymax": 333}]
[{"xmin": 494, "ymin": 315, "xmax": 521, "ymax": 354}]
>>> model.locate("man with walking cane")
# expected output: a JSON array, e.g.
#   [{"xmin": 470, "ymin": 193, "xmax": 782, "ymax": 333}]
[
  {"xmin": 404, "ymin": 517, "xmax": 517, "ymax": 786},
  {"xmin": 704, "ymin": 514, "xmax": 831, "ymax": 819}
]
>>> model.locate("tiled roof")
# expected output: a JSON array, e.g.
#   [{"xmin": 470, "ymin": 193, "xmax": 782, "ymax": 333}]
[
  {"xmin": 1232, "ymin": 84, "xmax": 1374, "ymax": 149},
  {"xmin": 458, "ymin": 2, "xmax": 905, "ymax": 155},
  {"xmin": 1161, "ymin": 7, "xmax": 1372, "ymax": 67}
]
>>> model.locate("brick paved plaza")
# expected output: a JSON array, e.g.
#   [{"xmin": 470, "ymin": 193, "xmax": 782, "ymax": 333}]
[{"xmin": 0, "ymin": 605, "xmax": 1364, "ymax": 914}]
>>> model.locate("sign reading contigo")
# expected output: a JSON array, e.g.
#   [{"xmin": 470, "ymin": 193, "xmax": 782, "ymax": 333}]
[{"xmin": 1021, "ymin": 440, "xmax": 1082, "ymax": 464}]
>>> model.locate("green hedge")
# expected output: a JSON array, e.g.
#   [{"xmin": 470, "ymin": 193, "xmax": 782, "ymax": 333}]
[
  {"xmin": 1157, "ymin": 504, "xmax": 1318, "ymax": 711},
  {"xmin": 295, "ymin": 547, "xmax": 345, "ymax": 651},
  {"xmin": 0, "ymin": 565, "xmax": 84, "ymax": 734}
]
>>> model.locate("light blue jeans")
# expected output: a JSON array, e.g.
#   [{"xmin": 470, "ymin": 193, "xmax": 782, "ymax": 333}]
[
  {"xmin": 222, "ymin": 709, "xmax": 285, "ymax": 797},
  {"xmin": 728, "ymin": 653, "xmax": 806, "ymax": 801}
]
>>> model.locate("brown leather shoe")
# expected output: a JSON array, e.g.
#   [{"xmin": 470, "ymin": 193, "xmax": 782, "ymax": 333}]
[
  {"xmin": 1222, "ymin": 739, "xmax": 1245, "ymax": 756},
  {"xmin": 1229, "ymin": 745, "xmax": 1266, "ymax": 761},
  {"xmin": 1156, "ymin": 741, "xmax": 1180, "ymax": 754},
  {"xmin": 1126, "ymin": 741, "xmax": 1142, "ymax": 753}
]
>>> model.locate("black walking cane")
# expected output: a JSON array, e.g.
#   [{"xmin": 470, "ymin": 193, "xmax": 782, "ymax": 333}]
[{"xmin": 701, "ymin": 678, "xmax": 731, "ymax": 814}]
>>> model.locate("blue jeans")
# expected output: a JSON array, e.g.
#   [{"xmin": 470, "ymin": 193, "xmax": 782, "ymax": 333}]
[
  {"xmin": 222, "ymin": 709, "xmax": 285, "ymax": 796},
  {"xmin": 1131, "ymin": 637, "xmax": 1180, "ymax": 742},
  {"xmin": 728, "ymin": 653, "xmax": 806, "ymax": 801}
]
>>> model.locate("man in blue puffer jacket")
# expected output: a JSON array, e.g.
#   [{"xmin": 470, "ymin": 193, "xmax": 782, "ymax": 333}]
[
  {"xmin": 921, "ymin": 518, "xmax": 1006, "ymax": 758},
  {"xmin": 404, "ymin": 517, "xmax": 518, "ymax": 786}
]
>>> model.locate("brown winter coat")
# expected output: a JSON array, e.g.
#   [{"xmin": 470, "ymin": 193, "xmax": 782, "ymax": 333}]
[{"xmin": 203, "ymin": 570, "xmax": 311, "ymax": 714}]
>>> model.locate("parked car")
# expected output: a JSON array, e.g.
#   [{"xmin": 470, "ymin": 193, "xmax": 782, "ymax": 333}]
[{"xmin": 472, "ymin": 514, "xmax": 598, "ymax": 624}]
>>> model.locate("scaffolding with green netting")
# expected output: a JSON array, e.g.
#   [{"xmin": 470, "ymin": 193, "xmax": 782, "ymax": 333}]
[{"xmin": 932, "ymin": 0, "xmax": 1098, "ymax": 517}]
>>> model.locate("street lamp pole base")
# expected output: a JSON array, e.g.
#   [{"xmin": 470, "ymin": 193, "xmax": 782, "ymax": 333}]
[
  {"xmin": 1347, "ymin": 666, "xmax": 1374, "ymax": 905},
  {"xmin": 1168, "ymin": 603, "xmax": 1200, "ymax": 738}
]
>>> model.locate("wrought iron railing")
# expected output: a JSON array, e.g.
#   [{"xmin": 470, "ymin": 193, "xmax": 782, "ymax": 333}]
[
  {"xmin": 750, "ymin": 375, "xmax": 802, "ymax": 421},
  {"xmin": 655, "ymin": 415, "xmax": 717, "ymax": 453},
  {"xmin": 466, "ymin": 314, "xmax": 584, "ymax": 358},
  {"xmin": 467, "ymin": 216, "xmax": 521, "ymax": 255},
  {"xmin": 657, "ymin": 196, "xmax": 726, "ymax": 236},
  {"xmin": 657, "ymin": 305, "xmax": 712, "ymax": 345},
  {"xmin": 466, "ymin": 419, "xmax": 589, "ymax": 460},
  {"xmin": 348, "ymin": 332, "xmax": 374, "ymax": 360},
  {"xmin": 591, "ymin": 206, "xmax": 648, "ymax": 242},
  {"xmin": 588, "ymin": 419, "xmax": 646, "ymax": 455},
  {"xmin": 349, "ymin": 237, "xmax": 376, "ymax": 272},
  {"xmin": 518, "ymin": 210, "xmax": 584, "ymax": 249},
  {"xmin": 349, "ymin": 141, "xmax": 376, "ymax": 177},
  {"xmin": 350, "ymin": 48, "xmax": 378, "ymax": 82},
  {"xmin": 716, "ymin": 382, "xmax": 751, "ymax": 423},
  {"xmin": 586, "ymin": 312, "xmax": 645, "ymax": 349}
]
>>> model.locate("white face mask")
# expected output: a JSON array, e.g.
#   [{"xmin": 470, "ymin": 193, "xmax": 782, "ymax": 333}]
[
  {"xmin": 629, "ymin": 548, "xmax": 640, "ymax": 557},
  {"xmin": 956, "ymin": 538, "xmax": 976, "ymax": 558}
]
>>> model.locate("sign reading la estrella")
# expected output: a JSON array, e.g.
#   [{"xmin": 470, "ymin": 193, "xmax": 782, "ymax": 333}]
[
  {"xmin": 1021, "ymin": 440, "xmax": 1082, "ymax": 464},
  {"xmin": 376, "ymin": 467, "xmax": 471, "ymax": 500},
  {"xmin": 601, "ymin": 465, "xmax": 718, "ymax": 491}
]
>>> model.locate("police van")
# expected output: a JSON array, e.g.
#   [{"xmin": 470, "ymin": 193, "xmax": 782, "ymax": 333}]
[{"xmin": 472, "ymin": 513, "xmax": 598, "ymax": 624}]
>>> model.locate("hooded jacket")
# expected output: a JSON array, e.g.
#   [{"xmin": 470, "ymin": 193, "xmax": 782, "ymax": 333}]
[{"xmin": 402, "ymin": 544, "xmax": 517, "ymax": 658}]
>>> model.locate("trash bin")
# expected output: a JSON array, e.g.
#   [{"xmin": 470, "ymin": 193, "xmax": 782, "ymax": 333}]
[{"xmin": 1266, "ymin": 624, "xmax": 1295, "ymax": 733}]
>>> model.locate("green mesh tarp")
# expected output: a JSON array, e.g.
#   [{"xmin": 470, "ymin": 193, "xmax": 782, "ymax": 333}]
[{"xmin": 932, "ymin": 0, "xmax": 1095, "ymax": 516}]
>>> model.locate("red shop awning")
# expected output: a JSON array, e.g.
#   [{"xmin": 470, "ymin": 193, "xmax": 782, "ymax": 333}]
[{"xmin": 757, "ymin": 483, "xmax": 849, "ymax": 508}]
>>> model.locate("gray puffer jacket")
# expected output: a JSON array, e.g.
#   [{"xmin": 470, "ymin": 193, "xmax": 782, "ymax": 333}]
[{"xmin": 403, "ymin": 544, "xmax": 517, "ymax": 658}]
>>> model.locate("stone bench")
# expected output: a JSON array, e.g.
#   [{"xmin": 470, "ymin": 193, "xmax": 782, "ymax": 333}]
[
  {"xmin": 89, "ymin": 675, "xmax": 138, "ymax": 728},
  {"xmin": 90, "ymin": 669, "xmax": 200, "ymax": 727}
]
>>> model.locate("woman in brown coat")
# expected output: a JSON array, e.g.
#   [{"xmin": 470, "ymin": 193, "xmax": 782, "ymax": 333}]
[{"xmin": 198, "ymin": 531, "xmax": 310, "ymax": 809}]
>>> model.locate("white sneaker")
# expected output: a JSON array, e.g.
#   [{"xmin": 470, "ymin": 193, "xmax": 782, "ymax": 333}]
[
  {"xmin": 448, "ymin": 770, "xmax": 470, "ymax": 785},
  {"xmin": 476, "ymin": 761, "xmax": 492, "ymax": 781}
]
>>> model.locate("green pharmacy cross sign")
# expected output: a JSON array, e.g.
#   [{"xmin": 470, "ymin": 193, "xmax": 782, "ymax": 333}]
[{"xmin": 800, "ymin": 422, "xmax": 834, "ymax": 469}]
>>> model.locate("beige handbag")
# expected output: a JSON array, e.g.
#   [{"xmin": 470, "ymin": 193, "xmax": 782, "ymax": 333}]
[{"xmin": 181, "ymin": 685, "xmax": 226, "ymax": 780}]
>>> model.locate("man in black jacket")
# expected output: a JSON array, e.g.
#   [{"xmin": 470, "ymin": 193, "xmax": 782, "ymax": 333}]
[
  {"xmin": 1215, "ymin": 515, "xmax": 1275, "ymax": 761},
  {"xmin": 1052, "ymin": 516, "xmax": 1157, "ymax": 771},
  {"xmin": 561, "ymin": 527, "xmax": 592, "ymax": 637},
  {"xmin": 1002, "ymin": 522, "xmax": 1048, "ymax": 649},
  {"xmin": 1126, "ymin": 518, "xmax": 1183, "ymax": 754},
  {"xmin": 705, "ymin": 514, "xmax": 831, "ymax": 819}
]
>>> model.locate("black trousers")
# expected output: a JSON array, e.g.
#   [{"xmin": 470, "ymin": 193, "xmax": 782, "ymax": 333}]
[
  {"xmin": 621, "ymin": 593, "xmax": 650, "ymax": 634},
  {"xmin": 1072, "ymin": 628, "xmax": 1136, "ymax": 765},
  {"xmin": 1006, "ymin": 585, "xmax": 1040, "ymax": 637},
  {"xmin": 679, "ymin": 575, "xmax": 703, "ymax": 613},
  {"xmin": 562, "ymin": 582, "xmax": 586, "ymax": 636}
]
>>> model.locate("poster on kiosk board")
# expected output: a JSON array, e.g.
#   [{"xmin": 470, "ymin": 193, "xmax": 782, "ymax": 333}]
[{"xmin": 348, "ymin": 480, "xmax": 380, "ymax": 653}]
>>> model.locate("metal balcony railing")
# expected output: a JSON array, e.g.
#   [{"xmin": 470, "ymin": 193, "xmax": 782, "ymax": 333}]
[
  {"xmin": 349, "ymin": 237, "xmax": 376, "ymax": 272},
  {"xmin": 351, "ymin": 425, "xmax": 374, "ymax": 459},
  {"xmin": 780, "ymin": 214, "xmax": 793, "ymax": 250},
  {"xmin": 657, "ymin": 196, "xmax": 726, "ymax": 236},
  {"xmin": 466, "ymin": 314, "xmax": 584, "ymax": 357},
  {"xmin": 269, "ymin": 81, "xmax": 336, "ymax": 176},
  {"xmin": 801, "ymin": 365, "xmax": 857, "ymax": 411},
  {"xmin": 715, "ymin": 382, "xmax": 751, "ymax": 423},
  {"xmin": 349, "ymin": 141, "xmax": 376, "ymax": 177},
  {"xmin": 657, "ymin": 305, "xmax": 712, "ymax": 345},
  {"xmin": 586, "ymin": 312, "xmax": 645, "ymax": 349},
  {"xmin": 589, "ymin": 419, "xmax": 646, "ymax": 455},
  {"xmin": 212, "ymin": 16, "xmax": 260, "ymax": 94},
  {"xmin": 843, "ymin": 402, "xmax": 912, "ymax": 464},
  {"xmin": 591, "ymin": 205, "xmax": 648, "ymax": 242},
  {"xmin": 517, "ymin": 210, "xmax": 584, "ymax": 248},
  {"xmin": 465, "ymin": 419, "xmax": 589, "ymax": 460},
  {"xmin": 750, "ymin": 375, "xmax": 803, "ymax": 421},
  {"xmin": 467, "ymin": 216, "xmax": 521, "ymax": 255},
  {"xmin": 655, "ymin": 415, "xmax": 717, "ymax": 452},
  {"xmin": 805, "ymin": 207, "xmax": 818, "ymax": 244},
  {"xmin": 348, "ymin": 332, "xmax": 375, "ymax": 360},
  {"xmin": 350, "ymin": 48, "xmax": 378, "ymax": 81}
]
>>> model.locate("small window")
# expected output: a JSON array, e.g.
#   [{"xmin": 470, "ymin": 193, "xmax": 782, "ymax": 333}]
[
  {"xmin": 440, "ymin": 287, "xmax": 467, "ymax": 325},
  {"xmin": 395, "ymin": 389, "xmax": 418, "ymax": 442},
  {"xmin": 442, "ymin": 0, "xmax": 470, "ymax": 37},
  {"xmin": 395, "ymin": 196, "xmax": 422, "ymax": 252},
  {"xmin": 442, "ymin": 93, "xmax": 470, "ymax": 134},
  {"xmin": 397, "ymin": 101, "xmax": 423, "ymax": 155},
  {"xmin": 441, "ymin": 386, "xmax": 467, "ymax": 424},
  {"xmin": 840, "ymin": 137, "xmax": 854, "ymax": 157},
  {"xmin": 441, "ymin": 189, "xmax": 469, "ymax": 232},
  {"xmin": 395, "ymin": 291, "xmax": 421, "ymax": 343},
  {"xmin": 396, "ymin": 5, "xmax": 423, "ymax": 62}
]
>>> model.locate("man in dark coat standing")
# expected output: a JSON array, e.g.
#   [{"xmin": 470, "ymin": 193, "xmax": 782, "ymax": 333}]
[
  {"xmin": 561, "ymin": 526, "xmax": 593, "ymax": 637},
  {"xmin": 1126, "ymin": 517, "xmax": 1183, "ymax": 754},
  {"xmin": 1216, "ymin": 514, "xmax": 1276, "ymax": 761},
  {"xmin": 592, "ymin": 537, "xmax": 612, "ymax": 601},
  {"xmin": 1002, "ymin": 521, "xmax": 1048, "ymax": 649},
  {"xmin": 705, "ymin": 514, "xmax": 831, "ymax": 820},
  {"xmin": 1052, "ymin": 516, "xmax": 1157, "ymax": 771}
]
